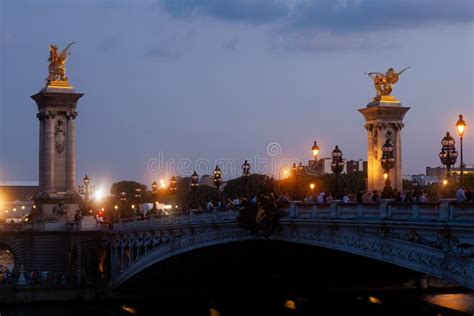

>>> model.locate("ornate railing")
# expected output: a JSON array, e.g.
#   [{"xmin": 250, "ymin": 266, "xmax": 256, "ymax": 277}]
[
  {"xmin": 0, "ymin": 201, "xmax": 472, "ymax": 232},
  {"xmin": 108, "ymin": 201, "xmax": 474, "ymax": 232}
]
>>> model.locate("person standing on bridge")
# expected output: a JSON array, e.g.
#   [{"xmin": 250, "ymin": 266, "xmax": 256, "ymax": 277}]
[{"xmin": 456, "ymin": 187, "xmax": 467, "ymax": 202}]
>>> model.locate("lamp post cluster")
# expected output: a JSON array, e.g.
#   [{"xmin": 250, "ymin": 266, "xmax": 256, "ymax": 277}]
[
  {"xmin": 78, "ymin": 174, "xmax": 95, "ymax": 213},
  {"xmin": 291, "ymin": 162, "xmax": 304, "ymax": 200},
  {"xmin": 438, "ymin": 114, "xmax": 467, "ymax": 188},
  {"xmin": 439, "ymin": 131, "xmax": 458, "ymax": 181},
  {"xmin": 381, "ymin": 139, "xmax": 395, "ymax": 198},
  {"xmin": 134, "ymin": 187, "xmax": 142, "ymax": 215},
  {"xmin": 331, "ymin": 145, "xmax": 345, "ymax": 199},
  {"xmin": 190, "ymin": 171, "xmax": 199, "ymax": 208},
  {"xmin": 78, "ymin": 175, "xmax": 94, "ymax": 202}
]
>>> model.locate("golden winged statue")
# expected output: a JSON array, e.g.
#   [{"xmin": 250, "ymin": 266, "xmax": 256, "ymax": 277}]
[
  {"xmin": 46, "ymin": 42, "xmax": 75, "ymax": 86},
  {"xmin": 365, "ymin": 67, "xmax": 410, "ymax": 101}
]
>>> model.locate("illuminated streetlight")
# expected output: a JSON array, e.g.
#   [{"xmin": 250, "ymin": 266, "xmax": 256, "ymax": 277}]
[
  {"xmin": 443, "ymin": 179, "xmax": 448, "ymax": 186},
  {"xmin": 456, "ymin": 114, "xmax": 467, "ymax": 186},
  {"xmin": 213, "ymin": 165, "xmax": 222, "ymax": 201},
  {"xmin": 159, "ymin": 178, "xmax": 167, "ymax": 189},
  {"xmin": 169, "ymin": 176, "xmax": 178, "ymax": 192},
  {"xmin": 311, "ymin": 141, "xmax": 320, "ymax": 161}
]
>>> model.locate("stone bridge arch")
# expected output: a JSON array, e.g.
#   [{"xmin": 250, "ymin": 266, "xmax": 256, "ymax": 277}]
[
  {"xmin": 0, "ymin": 235, "xmax": 24, "ymax": 264},
  {"xmin": 109, "ymin": 225, "xmax": 474, "ymax": 289}
]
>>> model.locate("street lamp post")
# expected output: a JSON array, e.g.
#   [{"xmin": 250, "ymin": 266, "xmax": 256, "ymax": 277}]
[
  {"xmin": 134, "ymin": 187, "xmax": 142, "ymax": 217},
  {"xmin": 169, "ymin": 176, "xmax": 178, "ymax": 193},
  {"xmin": 456, "ymin": 114, "xmax": 467, "ymax": 187},
  {"xmin": 439, "ymin": 131, "xmax": 458, "ymax": 182},
  {"xmin": 242, "ymin": 160, "xmax": 251, "ymax": 198},
  {"xmin": 311, "ymin": 141, "xmax": 320, "ymax": 175},
  {"xmin": 331, "ymin": 146, "xmax": 345, "ymax": 199},
  {"xmin": 151, "ymin": 180, "xmax": 159, "ymax": 215},
  {"xmin": 213, "ymin": 165, "xmax": 222, "ymax": 206},
  {"xmin": 78, "ymin": 174, "xmax": 95, "ymax": 213},
  {"xmin": 190, "ymin": 171, "xmax": 199, "ymax": 209},
  {"xmin": 119, "ymin": 191, "xmax": 126, "ymax": 219},
  {"xmin": 312, "ymin": 141, "xmax": 320, "ymax": 161},
  {"xmin": 381, "ymin": 140, "xmax": 396, "ymax": 198}
]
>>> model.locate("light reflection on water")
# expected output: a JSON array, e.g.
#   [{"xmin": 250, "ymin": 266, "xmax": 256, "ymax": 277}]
[{"xmin": 423, "ymin": 293, "xmax": 474, "ymax": 313}]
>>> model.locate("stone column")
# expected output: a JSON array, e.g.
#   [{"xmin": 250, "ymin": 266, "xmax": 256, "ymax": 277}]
[
  {"xmin": 66, "ymin": 111, "xmax": 77, "ymax": 193},
  {"xmin": 37, "ymin": 114, "xmax": 45, "ymax": 189},
  {"xmin": 110, "ymin": 247, "xmax": 116, "ymax": 277},
  {"xmin": 43, "ymin": 112, "xmax": 56, "ymax": 193},
  {"xmin": 359, "ymin": 104, "xmax": 409, "ymax": 193},
  {"xmin": 121, "ymin": 246, "xmax": 126, "ymax": 271}
]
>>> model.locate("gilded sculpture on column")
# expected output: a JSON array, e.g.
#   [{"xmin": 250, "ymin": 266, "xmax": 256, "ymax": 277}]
[
  {"xmin": 365, "ymin": 67, "xmax": 410, "ymax": 102},
  {"xmin": 46, "ymin": 42, "xmax": 75, "ymax": 87}
]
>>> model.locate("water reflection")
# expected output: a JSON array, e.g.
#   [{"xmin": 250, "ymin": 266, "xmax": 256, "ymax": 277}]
[
  {"xmin": 120, "ymin": 304, "xmax": 138, "ymax": 314},
  {"xmin": 424, "ymin": 293, "xmax": 474, "ymax": 313}
]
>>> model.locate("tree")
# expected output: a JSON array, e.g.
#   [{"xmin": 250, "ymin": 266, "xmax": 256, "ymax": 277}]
[
  {"xmin": 109, "ymin": 181, "xmax": 148, "ymax": 218},
  {"xmin": 223, "ymin": 174, "xmax": 275, "ymax": 199}
]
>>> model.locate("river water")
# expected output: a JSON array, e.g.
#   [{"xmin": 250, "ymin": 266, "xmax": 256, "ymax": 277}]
[
  {"xmin": 1, "ymin": 291, "xmax": 473, "ymax": 315},
  {"xmin": 2, "ymin": 241, "xmax": 473, "ymax": 315}
]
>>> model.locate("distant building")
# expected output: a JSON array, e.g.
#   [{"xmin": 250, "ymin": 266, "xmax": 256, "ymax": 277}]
[
  {"xmin": 346, "ymin": 159, "xmax": 368, "ymax": 175},
  {"xmin": 411, "ymin": 174, "xmax": 439, "ymax": 186},
  {"xmin": 307, "ymin": 158, "xmax": 366, "ymax": 176},
  {"xmin": 199, "ymin": 175, "xmax": 214, "ymax": 187},
  {"xmin": 426, "ymin": 165, "xmax": 474, "ymax": 180},
  {"xmin": 0, "ymin": 181, "xmax": 39, "ymax": 219}
]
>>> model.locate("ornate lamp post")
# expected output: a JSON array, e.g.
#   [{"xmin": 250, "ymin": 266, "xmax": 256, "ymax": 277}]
[
  {"xmin": 169, "ymin": 176, "xmax": 178, "ymax": 192},
  {"xmin": 134, "ymin": 187, "xmax": 142, "ymax": 216},
  {"xmin": 151, "ymin": 180, "xmax": 159, "ymax": 214},
  {"xmin": 213, "ymin": 165, "xmax": 222, "ymax": 203},
  {"xmin": 331, "ymin": 146, "xmax": 345, "ymax": 199},
  {"xmin": 190, "ymin": 171, "xmax": 199, "ymax": 209},
  {"xmin": 380, "ymin": 140, "xmax": 396, "ymax": 198},
  {"xmin": 311, "ymin": 141, "xmax": 320, "ymax": 161},
  {"xmin": 310, "ymin": 141, "xmax": 321, "ymax": 175},
  {"xmin": 439, "ymin": 131, "xmax": 458, "ymax": 181},
  {"xmin": 78, "ymin": 175, "xmax": 94, "ymax": 202},
  {"xmin": 119, "ymin": 191, "xmax": 126, "ymax": 218},
  {"xmin": 456, "ymin": 114, "xmax": 467, "ymax": 187},
  {"xmin": 242, "ymin": 160, "xmax": 251, "ymax": 198},
  {"xmin": 78, "ymin": 174, "xmax": 95, "ymax": 213}
]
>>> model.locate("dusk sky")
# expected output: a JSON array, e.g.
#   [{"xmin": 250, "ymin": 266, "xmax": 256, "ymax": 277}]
[{"xmin": 1, "ymin": 0, "xmax": 473, "ymax": 188}]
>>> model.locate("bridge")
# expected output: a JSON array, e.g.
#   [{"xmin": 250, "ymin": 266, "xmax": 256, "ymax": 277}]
[{"xmin": 103, "ymin": 201, "xmax": 474, "ymax": 289}]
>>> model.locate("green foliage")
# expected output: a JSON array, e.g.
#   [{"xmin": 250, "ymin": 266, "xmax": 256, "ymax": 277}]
[
  {"xmin": 223, "ymin": 174, "xmax": 275, "ymax": 199},
  {"xmin": 175, "ymin": 177, "xmax": 219, "ymax": 208},
  {"xmin": 110, "ymin": 181, "xmax": 147, "ymax": 201}
]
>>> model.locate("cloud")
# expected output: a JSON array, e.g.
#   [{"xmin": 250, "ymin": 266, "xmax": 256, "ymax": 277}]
[
  {"xmin": 159, "ymin": 0, "xmax": 473, "ymax": 51},
  {"xmin": 146, "ymin": 45, "xmax": 180, "ymax": 59},
  {"xmin": 288, "ymin": 0, "xmax": 474, "ymax": 32},
  {"xmin": 222, "ymin": 37, "xmax": 239, "ymax": 50},
  {"xmin": 160, "ymin": 0, "xmax": 288, "ymax": 24}
]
